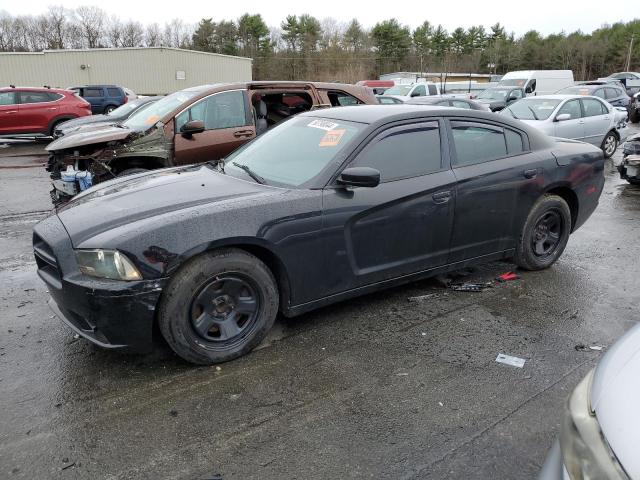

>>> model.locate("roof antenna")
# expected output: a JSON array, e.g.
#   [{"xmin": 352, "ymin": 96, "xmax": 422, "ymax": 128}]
[{"xmin": 10, "ymin": 84, "xmax": 15, "ymax": 88}]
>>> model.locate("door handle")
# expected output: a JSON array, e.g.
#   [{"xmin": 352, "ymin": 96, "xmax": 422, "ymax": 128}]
[
  {"xmin": 432, "ymin": 191, "xmax": 451, "ymax": 204},
  {"xmin": 233, "ymin": 130, "xmax": 253, "ymax": 138},
  {"xmin": 523, "ymin": 168, "xmax": 538, "ymax": 179},
  {"xmin": 578, "ymin": 120, "xmax": 585, "ymax": 124},
  {"xmin": 5, "ymin": 110, "xmax": 17, "ymax": 114}
]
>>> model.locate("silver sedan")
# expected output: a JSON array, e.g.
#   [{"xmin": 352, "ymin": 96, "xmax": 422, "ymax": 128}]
[{"xmin": 501, "ymin": 94, "xmax": 628, "ymax": 158}]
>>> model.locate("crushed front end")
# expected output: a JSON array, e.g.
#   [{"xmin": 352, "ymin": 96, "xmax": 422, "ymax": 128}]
[{"xmin": 618, "ymin": 133, "xmax": 640, "ymax": 185}]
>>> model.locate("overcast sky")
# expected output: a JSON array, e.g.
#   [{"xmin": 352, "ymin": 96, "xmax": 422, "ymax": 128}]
[{"xmin": 6, "ymin": 0, "xmax": 638, "ymax": 36}]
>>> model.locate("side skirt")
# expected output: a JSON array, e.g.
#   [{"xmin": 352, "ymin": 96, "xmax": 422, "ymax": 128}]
[{"xmin": 284, "ymin": 249, "xmax": 515, "ymax": 317}]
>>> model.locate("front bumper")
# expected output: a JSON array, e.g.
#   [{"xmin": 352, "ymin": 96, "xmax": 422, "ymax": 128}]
[{"xmin": 34, "ymin": 214, "xmax": 167, "ymax": 352}]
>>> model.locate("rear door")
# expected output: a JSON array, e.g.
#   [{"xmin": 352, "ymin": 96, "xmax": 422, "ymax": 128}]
[
  {"xmin": 17, "ymin": 91, "xmax": 59, "ymax": 134},
  {"xmin": 447, "ymin": 119, "xmax": 544, "ymax": 262},
  {"xmin": 0, "ymin": 91, "xmax": 19, "ymax": 134},
  {"xmin": 173, "ymin": 89, "xmax": 255, "ymax": 166},
  {"xmin": 581, "ymin": 97, "xmax": 611, "ymax": 146},
  {"xmin": 321, "ymin": 120, "xmax": 456, "ymax": 294},
  {"xmin": 81, "ymin": 87, "xmax": 105, "ymax": 114},
  {"xmin": 553, "ymin": 99, "xmax": 585, "ymax": 141}
]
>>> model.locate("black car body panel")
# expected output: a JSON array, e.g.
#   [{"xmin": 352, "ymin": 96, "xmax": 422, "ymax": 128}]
[{"xmin": 34, "ymin": 106, "xmax": 605, "ymax": 352}]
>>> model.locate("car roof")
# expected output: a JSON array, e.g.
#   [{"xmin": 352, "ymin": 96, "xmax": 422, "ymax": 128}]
[
  {"xmin": 0, "ymin": 86, "xmax": 71, "ymax": 94},
  {"xmin": 517, "ymin": 94, "xmax": 584, "ymax": 100}
]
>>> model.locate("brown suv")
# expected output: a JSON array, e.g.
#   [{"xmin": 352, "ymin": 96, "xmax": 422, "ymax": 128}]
[{"xmin": 45, "ymin": 81, "xmax": 377, "ymax": 204}]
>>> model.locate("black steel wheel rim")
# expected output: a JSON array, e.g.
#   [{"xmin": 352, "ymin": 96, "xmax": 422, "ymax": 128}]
[
  {"xmin": 189, "ymin": 273, "xmax": 260, "ymax": 345},
  {"xmin": 531, "ymin": 209, "xmax": 563, "ymax": 258}
]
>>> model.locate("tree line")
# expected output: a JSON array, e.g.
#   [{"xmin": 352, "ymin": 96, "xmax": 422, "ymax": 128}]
[{"xmin": 0, "ymin": 7, "xmax": 638, "ymax": 82}]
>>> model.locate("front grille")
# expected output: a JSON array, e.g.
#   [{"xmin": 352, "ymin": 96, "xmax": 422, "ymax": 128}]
[{"xmin": 33, "ymin": 233, "xmax": 62, "ymax": 289}]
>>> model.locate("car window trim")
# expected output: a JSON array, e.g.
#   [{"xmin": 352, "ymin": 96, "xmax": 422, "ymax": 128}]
[
  {"xmin": 174, "ymin": 88, "xmax": 250, "ymax": 132},
  {"xmin": 579, "ymin": 97, "xmax": 608, "ymax": 117},
  {"xmin": 446, "ymin": 118, "xmax": 531, "ymax": 167},
  {"xmin": 327, "ymin": 117, "xmax": 449, "ymax": 187}
]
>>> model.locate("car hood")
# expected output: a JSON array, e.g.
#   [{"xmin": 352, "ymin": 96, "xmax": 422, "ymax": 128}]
[
  {"xmin": 57, "ymin": 165, "xmax": 277, "ymax": 247},
  {"xmin": 46, "ymin": 125, "xmax": 135, "ymax": 151},
  {"xmin": 60, "ymin": 121, "xmax": 123, "ymax": 137},
  {"xmin": 590, "ymin": 323, "xmax": 640, "ymax": 479}
]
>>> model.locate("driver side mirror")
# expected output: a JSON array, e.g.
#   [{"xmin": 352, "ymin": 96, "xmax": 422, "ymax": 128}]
[
  {"xmin": 555, "ymin": 113, "xmax": 571, "ymax": 122},
  {"xmin": 410, "ymin": 91, "xmax": 421, "ymax": 97},
  {"xmin": 180, "ymin": 120, "xmax": 205, "ymax": 138},
  {"xmin": 525, "ymin": 86, "xmax": 532, "ymax": 94},
  {"xmin": 337, "ymin": 167, "xmax": 380, "ymax": 188}
]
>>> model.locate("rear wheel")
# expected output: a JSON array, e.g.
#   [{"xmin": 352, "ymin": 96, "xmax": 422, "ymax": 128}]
[
  {"xmin": 514, "ymin": 195, "xmax": 571, "ymax": 271},
  {"xmin": 104, "ymin": 105, "xmax": 117, "ymax": 114},
  {"xmin": 601, "ymin": 131, "xmax": 618, "ymax": 158},
  {"xmin": 158, "ymin": 249, "xmax": 279, "ymax": 365},
  {"xmin": 48, "ymin": 118, "xmax": 69, "ymax": 137}
]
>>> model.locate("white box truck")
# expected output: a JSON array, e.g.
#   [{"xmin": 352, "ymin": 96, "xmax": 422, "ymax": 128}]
[{"xmin": 497, "ymin": 70, "xmax": 574, "ymax": 96}]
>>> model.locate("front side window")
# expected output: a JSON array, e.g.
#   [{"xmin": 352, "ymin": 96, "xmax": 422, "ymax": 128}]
[
  {"xmin": 582, "ymin": 98, "xmax": 607, "ymax": 117},
  {"xmin": 19, "ymin": 91, "xmax": 52, "ymax": 104},
  {"xmin": 557, "ymin": 99, "xmax": 582, "ymax": 119},
  {"xmin": 176, "ymin": 90, "xmax": 247, "ymax": 132},
  {"xmin": 412, "ymin": 85, "xmax": 427, "ymax": 97},
  {"xmin": 452, "ymin": 100, "xmax": 471, "ymax": 109},
  {"xmin": 451, "ymin": 121, "xmax": 507, "ymax": 166},
  {"xmin": 352, "ymin": 122, "xmax": 442, "ymax": 182},
  {"xmin": 327, "ymin": 91, "xmax": 363, "ymax": 106},
  {"xmin": 605, "ymin": 88, "xmax": 622, "ymax": 99},
  {"xmin": 593, "ymin": 89, "xmax": 606, "ymax": 99},
  {"xmin": 0, "ymin": 92, "xmax": 17, "ymax": 105},
  {"xmin": 383, "ymin": 85, "xmax": 413, "ymax": 96}
]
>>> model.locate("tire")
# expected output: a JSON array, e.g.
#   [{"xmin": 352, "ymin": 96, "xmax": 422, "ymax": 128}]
[
  {"xmin": 630, "ymin": 109, "xmax": 639, "ymax": 123},
  {"xmin": 158, "ymin": 248, "xmax": 279, "ymax": 365},
  {"xmin": 117, "ymin": 168, "xmax": 149, "ymax": 177},
  {"xmin": 104, "ymin": 105, "xmax": 117, "ymax": 114},
  {"xmin": 601, "ymin": 131, "xmax": 618, "ymax": 158},
  {"xmin": 48, "ymin": 118, "xmax": 70, "ymax": 137},
  {"xmin": 514, "ymin": 194, "xmax": 572, "ymax": 271}
]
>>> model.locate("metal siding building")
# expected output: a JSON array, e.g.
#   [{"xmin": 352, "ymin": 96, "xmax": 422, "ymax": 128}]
[{"xmin": 0, "ymin": 47, "xmax": 252, "ymax": 95}]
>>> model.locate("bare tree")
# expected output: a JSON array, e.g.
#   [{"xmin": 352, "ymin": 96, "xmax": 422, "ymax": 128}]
[
  {"xmin": 120, "ymin": 20, "xmax": 144, "ymax": 47},
  {"xmin": 106, "ymin": 16, "xmax": 124, "ymax": 47},
  {"xmin": 45, "ymin": 6, "xmax": 72, "ymax": 49},
  {"xmin": 145, "ymin": 22, "xmax": 161, "ymax": 46},
  {"xmin": 163, "ymin": 18, "xmax": 192, "ymax": 48},
  {"xmin": 76, "ymin": 6, "xmax": 104, "ymax": 48}
]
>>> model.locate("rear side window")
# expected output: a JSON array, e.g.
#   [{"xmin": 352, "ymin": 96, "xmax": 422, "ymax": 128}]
[
  {"xmin": 107, "ymin": 88, "xmax": 122, "ymax": 97},
  {"xmin": 582, "ymin": 98, "xmax": 608, "ymax": 117},
  {"xmin": 428, "ymin": 84, "xmax": 438, "ymax": 95},
  {"xmin": 353, "ymin": 122, "xmax": 441, "ymax": 182},
  {"xmin": 505, "ymin": 129, "xmax": 524, "ymax": 154},
  {"xmin": 83, "ymin": 88, "xmax": 103, "ymax": 98},
  {"xmin": 19, "ymin": 91, "xmax": 52, "ymax": 104},
  {"xmin": 47, "ymin": 93, "xmax": 63, "ymax": 101},
  {"xmin": 327, "ymin": 91, "xmax": 364, "ymax": 106},
  {"xmin": 0, "ymin": 91, "xmax": 17, "ymax": 105},
  {"xmin": 451, "ymin": 121, "xmax": 507, "ymax": 166}
]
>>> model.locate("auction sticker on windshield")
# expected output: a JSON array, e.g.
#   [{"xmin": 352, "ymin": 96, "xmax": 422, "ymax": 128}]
[
  {"xmin": 308, "ymin": 119, "xmax": 339, "ymax": 131},
  {"xmin": 319, "ymin": 129, "xmax": 346, "ymax": 147}
]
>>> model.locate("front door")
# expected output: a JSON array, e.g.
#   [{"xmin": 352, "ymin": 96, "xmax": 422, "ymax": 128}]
[
  {"xmin": 321, "ymin": 120, "xmax": 456, "ymax": 295},
  {"xmin": 173, "ymin": 90, "xmax": 255, "ymax": 166},
  {"xmin": 0, "ymin": 91, "xmax": 19, "ymax": 134},
  {"xmin": 581, "ymin": 97, "xmax": 611, "ymax": 146},
  {"xmin": 554, "ymin": 99, "xmax": 585, "ymax": 141},
  {"xmin": 447, "ymin": 119, "xmax": 545, "ymax": 262}
]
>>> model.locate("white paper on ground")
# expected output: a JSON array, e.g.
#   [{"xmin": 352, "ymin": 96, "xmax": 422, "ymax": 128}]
[{"xmin": 496, "ymin": 353, "xmax": 526, "ymax": 368}]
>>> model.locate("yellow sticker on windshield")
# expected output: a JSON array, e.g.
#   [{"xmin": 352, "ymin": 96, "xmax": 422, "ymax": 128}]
[
  {"xmin": 144, "ymin": 115, "xmax": 160, "ymax": 125},
  {"xmin": 319, "ymin": 129, "xmax": 346, "ymax": 147}
]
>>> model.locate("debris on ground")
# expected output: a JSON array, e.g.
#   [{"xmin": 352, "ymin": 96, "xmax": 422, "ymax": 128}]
[
  {"xmin": 450, "ymin": 282, "xmax": 493, "ymax": 292},
  {"xmin": 61, "ymin": 461, "xmax": 75, "ymax": 471},
  {"xmin": 575, "ymin": 344, "xmax": 605, "ymax": 352},
  {"xmin": 496, "ymin": 271, "xmax": 520, "ymax": 282},
  {"xmin": 169, "ymin": 409, "xmax": 178, "ymax": 417},
  {"xmin": 408, "ymin": 293, "xmax": 438, "ymax": 302},
  {"xmin": 495, "ymin": 353, "xmax": 526, "ymax": 368}
]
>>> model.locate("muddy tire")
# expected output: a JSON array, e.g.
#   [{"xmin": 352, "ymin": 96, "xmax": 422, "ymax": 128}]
[
  {"xmin": 601, "ymin": 131, "xmax": 618, "ymax": 158},
  {"xmin": 158, "ymin": 248, "xmax": 279, "ymax": 365},
  {"xmin": 117, "ymin": 168, "xmax": 148, "ymax": 177},
  {"xmin": 514, "ymin": 195, "xmax": 571, "ymax": 271}
]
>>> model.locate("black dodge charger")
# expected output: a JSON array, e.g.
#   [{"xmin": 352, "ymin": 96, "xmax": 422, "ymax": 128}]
[{"xmin": 33, "ymin": 105, "xmax": 605, "ymax": 364}]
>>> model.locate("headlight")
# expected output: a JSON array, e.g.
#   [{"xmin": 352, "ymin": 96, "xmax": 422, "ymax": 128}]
[
  {"xmin": 75, "ymin": 249, "xmax": 142, "ymax": 281},
  {"xmin": 560, "ymin": 370, "xmax": 629, "ymax": 480}
]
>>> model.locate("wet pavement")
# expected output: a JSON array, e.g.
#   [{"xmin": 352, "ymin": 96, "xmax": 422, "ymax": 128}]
[{"xmin": 1, "ymin": 126, "xmax": 639, "ymax": 479}]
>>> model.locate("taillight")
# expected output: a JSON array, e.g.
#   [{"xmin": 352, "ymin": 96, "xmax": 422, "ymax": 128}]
[{"xmin": 123, "ymin": 95, "xmax": 128, "ymax": 104}]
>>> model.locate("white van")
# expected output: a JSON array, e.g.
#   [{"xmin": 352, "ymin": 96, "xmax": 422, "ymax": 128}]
[{"xmin": 497, "ymin": 70, "xmax": 574, "ymax": 96}]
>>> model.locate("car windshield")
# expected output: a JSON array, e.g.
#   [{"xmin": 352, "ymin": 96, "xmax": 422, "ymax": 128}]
[
  {"xmin": 107, "ymin": 99, "xmax": 152, "ymax": 117},
  {"xmin": 499, "ymin": 79, "xmax": 527, "ymax": 87},
  {"xmin": 224, "ymin": 116, "xmax": 364, "ymax": 187},
  {"xmin": 478, "ymin": 89, "xmax": 509, "ymax": 101},
  {"xmin": 123, "ymin": 90, "xmax": 199, "ymax": 129},
  {"xmin": 383, "ymin": 85, "xmax": 412, "ymax": 96},
  {"xmin": 503, "ymin": 98, "xmax": 561, "ymax": 120}
]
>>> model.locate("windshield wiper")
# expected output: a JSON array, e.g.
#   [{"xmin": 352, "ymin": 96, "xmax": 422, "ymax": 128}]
[
  {"xmin": 232, "ymin": 162, "xmax": 265, "ymax": 184},
  {"xmin": 509, "ymin": 110, "xmax": 519, "ymax": 119},
  {"xmin": 526, "ymin": 106, "xmax": 539, "ymax": 120}
]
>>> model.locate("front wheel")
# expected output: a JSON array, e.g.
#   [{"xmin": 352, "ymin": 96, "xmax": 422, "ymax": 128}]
[
  {"xmin": 514, "ymin": 195, "xmax": 571, "ymax": 271},
  {"xmin": 601, "ymin": 132, "xmax": 618, "ymax": 158},
  {"xmin": 158, "ymin": 248, "xmax": 279, "ymax": 365}
]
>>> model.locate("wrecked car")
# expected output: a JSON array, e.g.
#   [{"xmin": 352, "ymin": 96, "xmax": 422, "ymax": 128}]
[
  {"xmin": 34, "ymin": 105, "xmax": 605, "ymax": 365},
  {"xmin": 44, "ymin": 82, "xmax": 377, "ymax": 205},
  {"xmin": 618, "ymin": 132, "xmax": 640, "ymax": 185}
]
